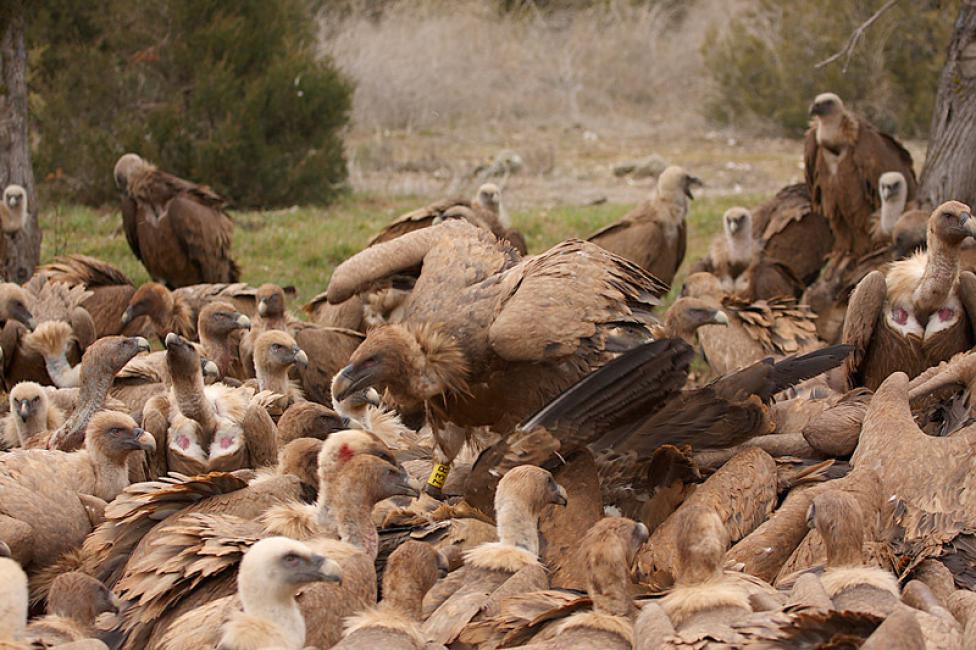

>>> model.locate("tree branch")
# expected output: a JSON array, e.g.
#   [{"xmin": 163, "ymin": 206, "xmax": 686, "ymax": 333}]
[{"xmin": 815, "ymin": 0, "xmax": 900, "ymax": 72}]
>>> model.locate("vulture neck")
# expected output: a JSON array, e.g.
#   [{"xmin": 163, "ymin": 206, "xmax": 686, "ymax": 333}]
[
  {"xmin": 411, "ymin": 324, "xmax": 470, "ymax": 402},
  {"xmin": 381, "ymin": 574, "xmax": 427, "ymax": 621},
  {"xmin": 255, "ymin": 360, "xmax": 290, "ymax": 396},
  {"xmin": 44, "ymin": 353, "xmax": 80, "ymax": 389},
  {"xmin": 880, "ymin": 194, "xmax": 907, "ymax": 237},
  {"xmin": 170, "ymin": 369, "xmax": 218, "ymax": 439},
  {"xmin": 590, "ymin": 573, "xmax": 635, "ymax": 618},
  {"xmin": 823, "ymin": 525, "xmax": 863, "ymax": 569},
  {"xmin": 496, "ymin": 497, "xmax": 541, "ymax": 556},
  {"xmin": 912, "ymin": 231, "xmax": 960, "ymax": 323},
  {"xmin": 725, "ymin": 230, "xmax": 754, "ymax": 266},
  {"xmin": 86, "ymin": 446, "xmax": 132, "ymax": 501},
  {"xmin": 662, "ymin": 312, "xmax": 698, "ymax": 345},
  {"xmin": 200, "ymin": 331, "xmax": 236, "ymax": 378},
  {"xmin": 330, "ymin": 481, "xmax": 380, "ymax": 560},
  {"xmin": 238, "ymin": 578, "xmax": 304, "ymax": 650},
  {"xmin": 54, "ymin": 362, "xmax": 114, "ymax": 451},
  {"xmin": 815, "ymin": 112, "xmax": 855, "ymax": 152}
]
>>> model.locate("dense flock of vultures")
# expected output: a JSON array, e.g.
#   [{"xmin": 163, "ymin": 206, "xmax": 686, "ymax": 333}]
[{"xmin": 3, "ymin": 90, "xmax": 976, "ymax": 649}]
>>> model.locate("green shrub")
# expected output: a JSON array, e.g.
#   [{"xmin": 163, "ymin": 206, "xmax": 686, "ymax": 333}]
[
  {"xmin": 29, "ymin": 0, "xmax": 352, "ymax": 207},
  {"xmin": 703, "ymin": 0, "xmax": 958, "ymax": 137}
]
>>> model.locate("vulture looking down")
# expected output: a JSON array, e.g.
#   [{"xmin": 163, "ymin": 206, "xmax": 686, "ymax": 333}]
[
  {"xmin": 114, "ymin": 153, "xmax": 240, "ymax": 288},
  {"xmin": 587, "ymin": 165, "xmax": 701, "ymax": 285},
  {"xmin": 327, "ymin": 219, "xmax": 665, "ymax": 489},
  {"xmin": 835, "ymin": 201, "xmax": 976, "ymax": 391},
  {"xmin": 805, "ymin": 92, "xmax": 917, "ymax": 258}
]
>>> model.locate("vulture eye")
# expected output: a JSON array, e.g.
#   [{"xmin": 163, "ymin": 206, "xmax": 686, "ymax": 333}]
[
  {"xmin": 271, "ymin": 344, "xmax": 282, "ymax": 352},
  {"xmin": 283, "ymin": 553, "xmax": 300, "ymax": 566}
]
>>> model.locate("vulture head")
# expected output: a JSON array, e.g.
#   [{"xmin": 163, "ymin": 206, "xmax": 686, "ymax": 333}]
[
  {"xmin": 113, "ymin": 153, "xmax": 152, "ymax": 195},
  {"xmin": 672, "ymin": 504, "xmax": 728, "ymax": 586},
  {"xmin": 255, "ymin": 330, "xmax": 307, "ymax": 372},
  {"xmin": 198, "ymin": 301, "xmax": 251, "ymax": 340},
  {"xmin": 722, "ymin": 207, "xmax": 752, "ymax": 240},
  {"xmin": 382, "ymin": 540, "xmax": 449, "ymax": 610},
  {"xmin": 657, "ymin": 165, "xmax": 702, "ymax": 201},
  {"xmin": 239, "ymin": 537, "xmax": 342, "ymax": 604},
  {"xmin": 332, "ymin": 323, "xmax": 468, "ymax": 409},
  {"xmin": 334, "ymin": 453, "xmax": 420, "ymax": 507},
  {"xmin": 892, "ymin": 212, "xmax": 928, "ymax": 260},
  {"xmin": 86, "ymin": 410, "xmax": 156, "ymax": 464},
  {"xmin": 278, "ymin": 437, "xmax": 324, "ymax": 494},
  {"xmin": 663, "ymin": 297, "xmax": 728, "ymax": 344},
  {"xmin": 122, "ymin": 282, "xmax": 172, "ymax": 328},
  {"xmin": 82, "ymin": 335, "xmax": 151, "ymax": 378},
  {"xmin": 256, "ymin": 283, "xmax": 287, "ymax": 318},
  {"xmin": 879, "ymin": 171, "xmax": 908, "ymax": 206},
  {"xmin": 276, "ymin": 402, "xmax": 344, "ymax": 445},
  {"xmin": 9, "ymin": 381, "xmax": 49, "ymax": 428},
  {"xmin": 164, "ymin": 332, "xmax": 201, "ymax": 377},
  {"xmin": 496, "ymin": 465, "xmax": 568, "ymax": 514},
  {"xmin": 473, "ymin": 183, "xmax": 502, "ymax": 214},
  {"xmin": 0, "ymin": 283, "xmax": 36, "ymax": 330},
  {"xmin": 580, "ymin": 517, "xmax": 649, "ymax": 616},
  {"xmin": 927, "ymin": 200, "xmax": 976, "ymax": 247},
  {"xmin": 317, "ymin": 429, "xmax": 399, "ymax": 487},
  {"xmin": 680, "ymin": 271, "xmax": 724, "ymax": 301},
  {"xmin": 809, "ymin": 92, "xmax": 844, "ymax": 118},
  {"xmin": 47, "ymin": 571, "xmax": 119, "ymax": 624},
  {"xmin": 1, "ymin": 185, "xmax": 27, "ymax": 233},
  {"xmin": 807, "ymin": 490, "xmax": 864, "ymax": 568}
]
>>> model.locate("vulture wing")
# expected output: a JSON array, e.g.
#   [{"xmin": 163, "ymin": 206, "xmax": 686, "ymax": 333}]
[
  {"xmin": 166, "ymin": 197, "xmax": 240, "ymax": 283},
  {"xmin": 803, "ymin": 129, "xmax": 820, "ymax": 213},
  {"xmin": 488, "ymin": 240, "xmax": 665, "ymax": 362},
  {"xmin": 709, "ymin": 345, "xmax": 855, "ymax": 403},
  {"xmin": 958, "ymin": 271, "xmax": 976, "ymax": 340},
  {"xmin": 836, "ymin": 270, "xmax": 887, "ymax": 390},
  {"xmin": 852, "ymin": 126, "xmax": 918, "ymax": 203},
  {"xmin": 367, "ymin": 197, "xmax": 470, "ymax": 246},
  {"xmin": 122, "ymin": 195, "xmax": 144, "ymax": 263}
]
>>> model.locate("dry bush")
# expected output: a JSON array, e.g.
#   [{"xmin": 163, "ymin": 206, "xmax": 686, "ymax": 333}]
[{"xmin": 319, "ymin": 0, "xmax": 737, "ymax": 134}]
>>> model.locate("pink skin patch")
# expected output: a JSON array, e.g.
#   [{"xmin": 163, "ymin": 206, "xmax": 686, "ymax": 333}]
[
  {"xmin": 177, "ymin": 435, "xmax": 190, "ymax": 450},
  {"xmin": 220, "ymin": 436, "xmax": 233, "ymax": 450},
  {"xmin": 892, "ymin": 307, "xmax": 909, "ymax": 325},
  {"xmin": 338, "ymin": 443, "xmax": 354, "ymax": 463},
  {"xmin": 938, "ymin": 307, "xmax": 955, "ymax": 322}
]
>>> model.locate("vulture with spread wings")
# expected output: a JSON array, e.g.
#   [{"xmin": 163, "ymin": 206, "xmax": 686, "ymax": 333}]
[{"xmin": 114, "ymin": 153, "xmax": 240, "ymax": 289}]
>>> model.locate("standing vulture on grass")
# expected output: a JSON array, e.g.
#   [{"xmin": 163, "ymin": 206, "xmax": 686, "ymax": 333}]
[
  {"xmin": 805, "ymin": 92, "xmax": 917, "ymax": 259},
  {"xmin": 587, "ymin": 165, "xmax": 701, "ymax": 285},
  {"xmin": 114, "ymin": 153, "xmax": 240, "ymax": 288},
  {"xmin": 327, "ymin": 219, "xmax": 666, "ymax": 491},
  {"xmin": 834, "ymin": 202, "xmax": 976, "ymax": 391}
]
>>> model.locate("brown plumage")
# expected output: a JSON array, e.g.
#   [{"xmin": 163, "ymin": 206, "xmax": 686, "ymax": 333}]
[
  {"xmin": 121, "ymin": 281, "xmax": 257, "ymax": 342},
  {"xmin": 328, "ymin": 219, "xmax": 664, "ymax": 487},
  {"xmin": 248, "ymin": 329, "xmax": 306, "ymax": 401},
  {"xmin": 0, "ymin": 185, "xmax": 27, "ymax": 283},
  {"xmin": 587, "ymin": 165, "xmax": 701, "ymax": 285},
  {"xmin": 805, "ymin": 92, "xmax": 917, "ymax": 259},
  {"xmin": 422, "ymin": 466, "xmax": 567, "ymax": 646},
  {"xmin": 39, "ymin": 255, "xmax": 147, "ymax": 338},
  {"xmin": 834, "ymin": 201, "xmax": 976, "ymax": 391},
  {"xmin": 693, "ymin": 207, "xmax": 803, "ymax": 301},
  {"xmin": 46, "ymin": 335, "xmax": 151, "ymax": 450},
  {"xmin": 651, "ymin": 297, "xmax": 729, "ymax": 345},
  {"xmin": 274, "ymin": 401, "xmax": 345, "ymax": 447},
  {"xmin": 24, "ymin": 572, "xmax": 118, "ymax": 647},
  {"xmin": 334, "ymin": 541, "xmax": 448, "ymax": 650},
  {"xmin": 289, "ymin": 321, "xmax": 364, "ymax": 405},
  {"xmin": 683, "ymin": 271, "xmax": 821, "ymax": 376},
  {"xmin": 0, "ymin": 410, "xmax": 155, "ymax": 573},
  {"xmin": 239, "ymin": 284, "xmax": 296, "ymax": 378},
  {"xmin": 197, "ymin": 301, "xmax": 252, "ymax": 380},
  {"xmin": 751, "ymin": 182, "xmax": 833, "ymax": 286},
  {"xmin": 115, "ymin": 153, "xmax": 239, "ymax": 288},
  {"xmin": 0, "ymin": 548, "xmax": 29, "ymax": 648}
]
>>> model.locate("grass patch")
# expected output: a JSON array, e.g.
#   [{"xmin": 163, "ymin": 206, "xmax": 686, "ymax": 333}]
[{"xmin": 40, "ymin": 192, "xmax": 765, "ymax": 309}]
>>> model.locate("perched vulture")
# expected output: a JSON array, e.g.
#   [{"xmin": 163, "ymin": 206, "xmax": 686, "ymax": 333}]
[
  {"xmin": 873, "ymin": 171, "xmax": 926, "ymax": 247},
  {"xmin": 114, "ymin": 153, "xmax": 240, "ymax": 288},
  {"xmin": 692, "ymin": 207, "xmax": 802, "ymax": 300},
  {"xmin": 805, "ymin": 92, "xmax": 917, "ymax": 259},
  {"xmin": 751, "ymin": 183, "xmax": 833, "ymax": 286},
  {"xmin": 327, "ymin": 219, "xmax": 666, "ymax": 490},
  {"xmin": 587, "ymin": 165, "xmax": 701, "ymax": 285},
  {"xmin": 833, "ymin": 202, "xmax": 976, "ymax": 391},
  {"xmin": 121, "ymin": 281, "xmax": 257, "ymax": 342},
  {"xmin": 1, "ymin": 184, "xmax": 27, "ymax": 280}
]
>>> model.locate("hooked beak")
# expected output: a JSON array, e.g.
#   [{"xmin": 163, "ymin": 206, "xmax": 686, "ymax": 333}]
[
  {"xmin": 164, "ymin": 332, "xmax": 181, "ymax": 349},
  {"xmin": 18, "ymin": 401, "xmax": 29, "ymax": 422},
  {"xmin": 202, "ymin": 359, "xmax": 219, "ymax": 379},
  {"xmin": 711, "ymin": 310, "xmax": 729, "ymax": 326},
  {"xmin": 684, "ymin": 176, "xmax": 703, "ymax": 200},
  {"xmin": 8, "ymin": 196, "xmax": 20, "ymax": 207},
  {"xmin": 134, "ymin": 337, "xmax": 151, "ymax": 353},
  {"xmin": 332, "ymin": 363, "xmax": 376, "ymax": 403},
  {"xmin": 258, "ymin": 300, "xmax": 268, "ymax": 316},
  {"xmin": 294, "ymin": 348, "xmax": 309, "ymax": 368},
  {"xmin": 394, "ymin": 474, "xmax": 421, "ymax": 499},
  {"xmin": 307, "ymin": 555, "xmax": 343, "ymax": 585},
  {"xmin": 809, "ymin": 101, "xmax": 828, "ymax": 117},
  {"xmin": 10, "ymin": 304, "xmax": 35, "ymax": 331},
  {"xmin": 121, "ymin": 307, "xmax": 135, "ymax": 326},
  {"xmin": 962, "ymin": 213, "xmax": 976, "ymax": 238},
  {"xmin": 551, "ymin": 484, "xmax": 569, "ymax": 507},
  {"xmin": 236, "ymin": 314, "xmax": 251, "ymax": 330},
  {"xmin": 881, "ymin": 186, "xmax": 897, "ymax": 202},
  {"xmin": 123, "ymin": 428, "xmax": 156, "ymax": 453},
  {"xmin": 0, "ymin": 541, "xmax": 10, "ymax": 558}
]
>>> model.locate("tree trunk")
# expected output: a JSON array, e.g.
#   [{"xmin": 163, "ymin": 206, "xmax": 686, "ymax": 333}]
[
  {"xmin": 918, "ymin": 1, "xmax": 976, "ymax": 209},
  {"xmin": 0, "ymin": 3, "xmax": 40, "ymax": 283}
]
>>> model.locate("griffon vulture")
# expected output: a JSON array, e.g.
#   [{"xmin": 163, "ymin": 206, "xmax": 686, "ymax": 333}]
[
  {"xmin": 121, "ymin": 281, "xmax": 257, "ymax": 343},
  {"xmin": 327, "ymin": 219, "xmax": 666, "ymax": 490},
  {"xmin": 834, "ymin": 202, "xmax": 976, "ymax": 391},
  {"xmin": 587, "ymin": 165, "xmax": 701, "ymax": 285},
  {"xmin": 1, "ymin": 184, "xmax": 27, "ymax": 280},
  {"xmin": 692, "ymin": 207, "xmax": 803, "ymax": 300},
  {"xmin": 805, "ymin": 92, "xmax": 917, "ymax": 258},
  {"xmin": 750, "ymin": 183, "xmax": 833, "ymax": 286},
  {"xmin": 114, "ymin": 153, "xmax": 240, "ymax": 288}
]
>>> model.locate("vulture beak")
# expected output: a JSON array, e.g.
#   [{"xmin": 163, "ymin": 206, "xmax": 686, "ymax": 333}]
[
  {"xmin": 258, "ymin": 300, "xmax": 268, "ymax": 316},
  {"xmin": 134, "ymin": 337, "xmax": 151, "ymax": 353},
  {"xmin": 17, "ymin": 401, "xmax": 29, "ymax": 422},
  {"xmin": 121, "ymin": 307, "xmax": 135, "ymax": 326},
  {"xmin": 551, "ymin": 484, "xmax": 569, "ymax": 507},
  {"xmin": 8, "ymin": 195, "xmax": 20, "ymax": 207},
  {"xmin": 962, "ymin": 213, "xmax": 976, "ymax": 238},
  {"xmin": 711, "ymin": 310, "xmax": 729, "ymax": 326},
  {"xmin": 684, "ymin": 176, "xmax": 703, "ymax": 200},
  {"xmin": 293, "ymin": 348, "xmax": 309, "ymax": 368},
  {"xmin": 809, "ymin": 101, "xmax": 828, "ymax": 117},
  {"xmin": 304, "ymin": 555, "xmax": 343, "ymax": 585},
  {"xmin": 393, "ymin": 473, "xmax": 422, "ymax": 499},
  {"xmin": 236, "ymin": 314, "xmax": 251, "ymax": 330},
  {"xmin": 164, "ymin": 332, "xmax": 181, "ymax": 349},
  {"xmin": 123, "ymin": 428, "xmax": 157, "ymax": 453},
  {"xmin": 202, "ymin": 359, "xmax": 220, "ymax": 379},
  {"xmin": 332, "ymin": 363, "xmax": 377, "ymax": 403},
  {"xmin": 805, "ymin": 503, "xmax": 817, "ymax": 530},
  {"xmin": 11, "ymin": 304, "xmax": 35, "ymax": 331},
  {"xmin": 634, "ymin": 522, "xmax": 650, "ymax": 546},
  {"xmin": 881, "ymin": 186, "xmax": 896, "ymax": 202},
  {"xmin": 0, "ymin": 540, "xmax": 10, "ymax": 558}
]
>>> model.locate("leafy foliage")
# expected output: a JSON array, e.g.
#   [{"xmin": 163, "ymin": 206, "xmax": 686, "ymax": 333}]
[
  {"xmin": 703, "ymin": 0, "xmax": 958, "ymax": 137},
  {"xmin": 28, "ymin": 0, "xmax": 352, "ymax": 207}
]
